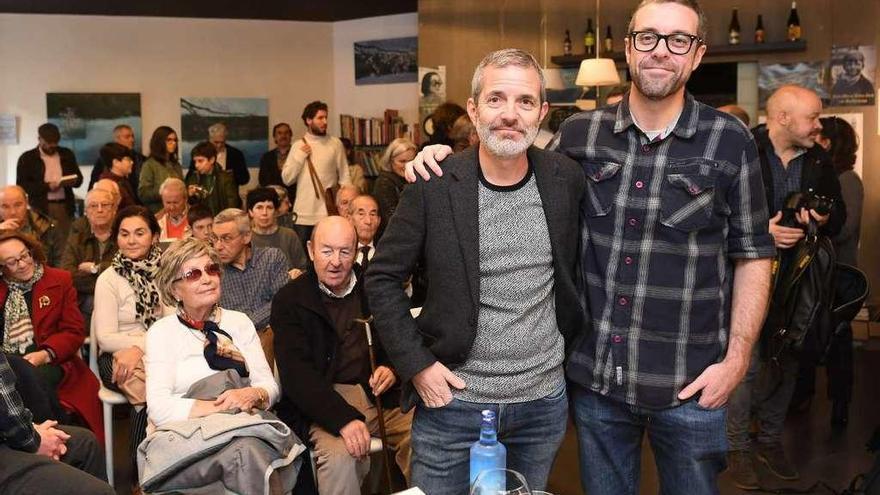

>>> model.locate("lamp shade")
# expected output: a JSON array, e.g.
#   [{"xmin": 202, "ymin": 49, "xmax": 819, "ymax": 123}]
[
  {"xmin": 575, "ymin": 58, "xmax": 621, "ymax": 87},
  {"xmin": 543, "ymin": 69, "xmax": 566, "ymax": 90}
]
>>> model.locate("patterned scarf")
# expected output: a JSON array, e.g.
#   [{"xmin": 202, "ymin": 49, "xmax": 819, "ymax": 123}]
[
  {"xmin": 177, "ymin": 306, "xmax": 249, "ymax": 378},
  {"xmin": 112, "ymin": 245, "xmax": 162, "ymax": 328},
  {"xmin": 2, "ymin": 263, "xmax": 44, "ymax": 355}
]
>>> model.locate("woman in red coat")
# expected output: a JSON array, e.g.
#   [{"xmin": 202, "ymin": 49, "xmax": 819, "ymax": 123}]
[{"xmin": 0, "ymin": 231, "xmax": 102, "ymax": 441}]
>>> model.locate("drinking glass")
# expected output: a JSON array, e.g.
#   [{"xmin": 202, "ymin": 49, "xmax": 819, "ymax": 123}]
[{"xmin": 470, "ymin": 468, "xmax": 531, "ymax": 495}]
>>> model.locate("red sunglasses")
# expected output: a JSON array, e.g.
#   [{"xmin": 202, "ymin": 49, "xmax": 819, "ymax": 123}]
[{"xmin": 173, "ymin": 263, "xmax": 221, "ymax": 283}]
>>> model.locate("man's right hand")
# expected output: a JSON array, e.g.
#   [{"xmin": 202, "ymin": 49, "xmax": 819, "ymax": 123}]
[
  {"xmin": 412, "ymin": 361, "xmax": 466, "ymax": 408},
  {"xmin": 768, "ymin": 211, "xmax": 805, "ymax": 249},
  {"xmin": 0, "ymin": 218, "xmax": 21, "ymax": 231},
  {"xmin": 339, "ymin": 419, "xmax": 371, "ymax": 459},
  {"xmin": 300, "ymin": 141, "xmax": 312, "ymax": 156},
  {"xmin": 404, "ymin": 145, "xmax": 454, "ymax": 182},
  {"xmin": 35, "ymin": 420, "xmax": 69, "ymax": 460}
]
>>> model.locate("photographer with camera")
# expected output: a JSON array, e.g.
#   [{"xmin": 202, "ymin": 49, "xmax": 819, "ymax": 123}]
[
  {"xmin": 185, "ymin": 141, "xmax": 240, "ymax": 215},
  {"xmin": 726, "ymin": 85, "xmax": 845, "ymax": 489}
]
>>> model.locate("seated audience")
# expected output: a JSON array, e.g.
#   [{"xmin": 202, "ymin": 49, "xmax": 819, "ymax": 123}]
[
  {"xmin": 213, "ymin": 208, "xmax": 291, "ymax": 366},
  {"xmin": 138, "ymin": 126, "xmax": 183, "ymax": 214},
  {"xmin": 335, "ymin": 184, "xmax": 360, "ymax": 220},
  {"xmin": 340, "ymin": 138, "xmax": 367, "ymax": 193},
  {"xmin": 185, "ymin": 142, "xmax": 239, "ymax": 214},
  {"xmin": 89, "ymin": 124, "xmax": 146, "ymax": 193},
  {"xmin": 16, "ymin": 123, "xmax": 82, "ymax": 240},
  {"xmin": 372, "ymin": 138, "xmax": 417, "ymax": 238},
  {"xmin": 186, "ymin": 123, "xmax": 249, "ymax": 187},
  {"xmin": 0, "ymin": 232, "xmax": 101, "ymax": 439},
  {"xmin": 0, "ymin": 353, "xmax": 113, "ymax": 494},
  {"xmin": 59, "ymin": 188, "xmax": 117, "ymax": 326},
  {"xmin": 246, "ymin": 187, "xmax": 308, "ymax": 272},
  {"xmin": 259, "ymin": 122, "xmax": 296, "ymax": 203},
  {"xmin": 156, "ymin": 178, "xmax": 189, "ymax": 241},
  {"xmin": 92, "ymin": 206, "xmax": 171, "ymax": 473},
  {"xmin": 0, "ymin": 185, "xmax": 64, "ymax": 267},
  {"xmin": 97, "ymin": 142, "xmax": 140, "ymax": 208},
  {"xmin": 187, "ymin": 204, "xmax": 215, "ymax": 243},
  {"xmin": 349, "ymin": 195, "xmax": 381, "ymax": 278},
  {"xmin": 143, "ymin": 238, "xmax": 297, "ymax": 494},
  {"xmin": 271, "ymin": 216, "xmax": 412, "ymax": 493},
  {"xmin": 267, "ymin": 184, "xmax": 296, "ymax": 230}
]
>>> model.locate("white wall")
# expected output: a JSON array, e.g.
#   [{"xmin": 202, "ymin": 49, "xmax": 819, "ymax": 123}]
[
  {"xmin": 0, "ymin": 12, "xmax": 419, "ymax": 192},
  {"xmin": 331, "ymin": 13, "xmax": 419, "ymax": 136}
]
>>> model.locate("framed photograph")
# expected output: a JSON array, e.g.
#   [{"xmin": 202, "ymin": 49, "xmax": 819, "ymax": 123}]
[
  {"xmin": 46, "ymin": 93, "xmax": 142, "ymax": 164},
  {"xmin": 354, "ymin": 37, "xmax": 418, "ymax": 85},
  {"xmin": 179, "ymin": 97, "xmax": 269, "ymax": 166},
  {"xmin": 829, "ymin": 45, "xmax": 876, "ymax": 107}
]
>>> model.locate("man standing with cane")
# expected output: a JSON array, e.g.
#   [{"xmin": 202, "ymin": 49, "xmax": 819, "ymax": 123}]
[{"xmin": 271, "ymin": 216, "xmax": 412, "ymax": 494}]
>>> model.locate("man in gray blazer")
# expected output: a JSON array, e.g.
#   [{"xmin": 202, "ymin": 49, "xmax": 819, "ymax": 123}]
[{"xmin": 366, "ymin": 49, "xmax": 585, "ymax": 494}]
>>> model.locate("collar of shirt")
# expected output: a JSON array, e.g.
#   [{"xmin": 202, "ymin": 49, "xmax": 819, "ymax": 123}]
[
  {"xmin": 318, "ymin": 272, "xmax": 358, "ymax": 299},
  {"xmin": 614, "ymin": 92, "xmax": 699, "ymax": 141}
]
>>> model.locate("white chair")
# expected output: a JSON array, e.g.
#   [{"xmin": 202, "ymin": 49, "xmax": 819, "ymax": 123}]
[{"xmin": 88, "ymin": 321, "xmax": 130, "ymax": 488}]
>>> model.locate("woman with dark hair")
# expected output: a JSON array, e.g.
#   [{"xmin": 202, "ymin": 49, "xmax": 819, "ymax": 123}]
[
  {"xmin": 424, "ymin": 102, "xmax": 466, "ymax": 149},
  {"xmin": 92, "ymin": 206, "xmax": 172, "ymax": 472},
  {"xmin": 0, "ymin": 231, "xmax": 102, "ymax": 439},
  {"xmin": 816, "ymin": 116, "xmax": 863, "ymax": 428},
  {"xmin": 138, "ymin": 126, "xmax": 184, "ymax": 213}
]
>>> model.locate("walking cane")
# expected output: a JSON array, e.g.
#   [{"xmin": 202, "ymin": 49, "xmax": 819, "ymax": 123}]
[{"xmin": 355, "ymin": 315, "xmax": 395, "ymax": 492}]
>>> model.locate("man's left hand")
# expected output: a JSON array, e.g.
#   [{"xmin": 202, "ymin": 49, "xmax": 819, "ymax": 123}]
[
  {"xmin": 797, "ymin": 207, "xmax": 829, "ymax": 227},
  {"xmin": 23, "ymin": 350, "xmax": 51, "ymax": 367},
  {"xmin": 369, "ymin": 366, "xmax": 397, "ymax": 396},
  {"xmin": 677, "ymin": 359, "xmax": 746, "ymax": 409}
]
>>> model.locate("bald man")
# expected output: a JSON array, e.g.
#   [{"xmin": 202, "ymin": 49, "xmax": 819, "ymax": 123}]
[
  {"xmin": 0, "ymin": 185, "xmax": 65, "ymax": 266},
  {"xmin": 270, "ymin": 216, "xmax": 412, "ymax": 494},
  {"xmin": 725, "ymin": 84, "xmax": 845, "ymax": 488}
]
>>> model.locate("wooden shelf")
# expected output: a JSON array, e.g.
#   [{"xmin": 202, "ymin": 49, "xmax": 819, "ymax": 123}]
[{"xmin": 550, "ymin": 40, "xmax": 807, "ymax": 68}]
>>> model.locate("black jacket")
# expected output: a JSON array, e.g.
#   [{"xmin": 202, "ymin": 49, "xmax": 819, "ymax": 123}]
[
  {"xmin": 366, "ymin": 145, "xmax": 586, "ymax": 411},
  {"xmin": 188, "ymin": 143, "xmax": 249, "ymax": 186},
  {"xmin": 753, "ymin": 125, "xmax": 845, "ymax": 238},
  {"xmin": 270, "ymin": 270, "xmax": 399, "ymax": 439},
  {"xmin": 258, "ymin": 148, "xmax": 296, "ymax": 201},
  {"xmin": 16, "ymin": 147, "xmax": 82, "ymax": 217}
]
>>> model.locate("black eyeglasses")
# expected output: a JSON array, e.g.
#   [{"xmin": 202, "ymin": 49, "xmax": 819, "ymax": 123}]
[
  {"xmin": 173, "ymin": 262, "xmax": 221, "ymax": 283},
  {"xmin": 629, "ymin": 31, "xmax": 702, "ymax": 55}
]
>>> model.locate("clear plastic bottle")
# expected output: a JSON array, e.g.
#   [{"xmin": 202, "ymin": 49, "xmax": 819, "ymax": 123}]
[{"xmin": 469, "ymin": 410, "xmax": 507, "ymax": 492}]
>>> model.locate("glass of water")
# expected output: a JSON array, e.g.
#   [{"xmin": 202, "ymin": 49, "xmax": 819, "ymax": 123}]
[{"xmin": 470, "ymin": 469, "xmax": 531, "ymax": 495}]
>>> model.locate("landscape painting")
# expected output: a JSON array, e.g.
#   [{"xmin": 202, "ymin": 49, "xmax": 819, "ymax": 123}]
[
  {"xmin": 354, "ymin": 37, "xmax": 418, "ymax": 85},
  {"xmin": 179, "ymin": 97, "xmax": 269, "ymax": 166},
  {"xmin": 46, "ymin": 93, "xmax": 142, "ymax": 165}
]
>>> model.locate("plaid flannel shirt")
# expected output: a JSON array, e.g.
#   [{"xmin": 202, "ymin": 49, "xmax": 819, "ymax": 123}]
[
  {"xmin": 0, "ymin": 353, "xmax": 39, "ymax": 452},
  {"xmin": 549, "ymin": 93, "xmax": 776, "ymax": 409},
  {"xmin": 219, "ymin": 246, "xmax": 292, "ymax": 330}
]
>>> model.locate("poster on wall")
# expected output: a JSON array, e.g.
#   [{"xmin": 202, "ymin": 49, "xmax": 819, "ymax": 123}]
[
  {"xmin": 46, "ymin": 93, "xmax": 142, "ymax": 164},
  {"xmin": 757, "ymin": 62, "xmax": 828, "ymax": 109},
  {"xmin": 354, "ymin": 37, "xmax": 418, "ymax": 86},
  {"xmin": 179, "ymin": 97, "xmax": 268, "ymax": 166},
  {"xmin": 419, "ymin": 66, "xmax": 446, "ymax": 142},
  {"xmin": 0, "ymin": 114, "xmax": 17, "ymax": 144},
  {"xmin": 829, "ymin": 45, "xmax": 876, "ymax": 107}
]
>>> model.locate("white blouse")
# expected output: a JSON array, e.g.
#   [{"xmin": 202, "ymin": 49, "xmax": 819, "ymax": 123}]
[
  {"xmin": 92, "ymin": 267, "xmax": 173, "ymax": 354},
  {"xmin": 144, "ymin": 309, "xmax": 280, "ymax": 427}
]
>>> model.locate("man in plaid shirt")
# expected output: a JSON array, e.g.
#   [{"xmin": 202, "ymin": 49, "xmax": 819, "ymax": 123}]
[{"xmin": 407, "ymin": 1, "xmax": 775, "ymax": 492}]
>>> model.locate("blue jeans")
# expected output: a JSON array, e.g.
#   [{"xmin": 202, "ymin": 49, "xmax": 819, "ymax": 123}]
[
  {"xmin": 571, "ymin": 384, "xmax": 727, "ymax": 495},
  {"xmin": 410, "ymin": 383, "xmax": 568, "ymax": 495}
]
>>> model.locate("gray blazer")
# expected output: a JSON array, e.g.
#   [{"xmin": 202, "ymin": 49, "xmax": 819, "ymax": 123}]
[{"xmin": 366, "ymin": 145, "xmax": 586, "ymax": 411}]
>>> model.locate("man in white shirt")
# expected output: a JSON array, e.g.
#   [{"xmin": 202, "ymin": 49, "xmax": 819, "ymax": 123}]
[{"xmin": 281, "ymin": 101, "xmax": 350, "ymax": 245}]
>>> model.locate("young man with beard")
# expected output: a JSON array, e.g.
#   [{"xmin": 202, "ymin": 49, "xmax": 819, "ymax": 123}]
[
  {"xmin": 407, "ymin": 2, "xmax": 775, "ymax": 493},
  {"xmin": 281, "ymin": 101, "xmax": 351, "ymax": 244},
  {"xmin": 366, "ymin": 49, "xmax": 585, "ymax": 494}
]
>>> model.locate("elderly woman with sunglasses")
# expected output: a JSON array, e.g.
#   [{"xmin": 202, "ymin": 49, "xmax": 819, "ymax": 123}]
[
  {"xmin": 141, "ymin": 237, "xmax": 297, "ymax": 492},
  {"xmin": 0, "ymin": 231, "xmax": 102, "ymax": 438}
]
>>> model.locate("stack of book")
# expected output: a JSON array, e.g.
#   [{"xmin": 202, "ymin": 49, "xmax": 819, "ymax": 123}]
[{"xmin": 340, "ymin": 109, "xmax": 414, "ymax": 146}]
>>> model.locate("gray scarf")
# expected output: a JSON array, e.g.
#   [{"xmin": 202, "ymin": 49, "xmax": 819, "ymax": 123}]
[{"xmin": 2, "ymin": 263, "xmax": 44, "ymax": 354}]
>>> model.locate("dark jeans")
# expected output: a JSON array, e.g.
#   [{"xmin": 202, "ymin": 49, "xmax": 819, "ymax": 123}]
[
  {"xmin": 410, "ymin": 382, "xmax": 568, "ymax": 495},
  {"xmin": 571, "ymin": 384, "xmax": 727, "ymax": 495},
  {"xmin": 0, "ymin": 425, "xmax": 113, "ymax": 495}
]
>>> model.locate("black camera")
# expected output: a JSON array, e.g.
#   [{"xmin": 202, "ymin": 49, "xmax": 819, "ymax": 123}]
[{"xmin": 780, "ymin": 189, "xmax": 834, "ymax": 227}]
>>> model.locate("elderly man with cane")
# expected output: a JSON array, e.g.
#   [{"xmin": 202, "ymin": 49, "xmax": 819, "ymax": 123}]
[{"xmin": 271, "ymin": 216, "xmax": 412, "ymax": 494}]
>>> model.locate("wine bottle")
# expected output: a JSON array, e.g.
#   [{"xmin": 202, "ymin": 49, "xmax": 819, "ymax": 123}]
[
  {"xmin": 787, "ymin": 2, "xmax": 801, "ymax": 41},
  {"xmin": 728, "ymin": 8, "xmax": 741, "ymax": 45},
  {"xmin": 584, "ymin": 18, "xmax": 596, "ymax": 57},
  {"xmin": 564, "ymin": 29, "xmax": 572, "ymax": 56},
  {"xmin": 604, "ymin": 25, "xmax": 613, "ymax": 53},
  {"xmin": 755, "ymin": 14, "xmax": 765, "ymax": 43}
]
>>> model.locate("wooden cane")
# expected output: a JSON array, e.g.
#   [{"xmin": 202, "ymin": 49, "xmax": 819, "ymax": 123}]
[{"xmin": 355, "ymin": 316, "xmax": 395, "ymax": 492}]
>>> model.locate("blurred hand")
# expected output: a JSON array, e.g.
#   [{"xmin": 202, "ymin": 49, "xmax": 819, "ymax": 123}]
[
  {"xmin": 77, "ymin": 262, "xmax": 96, "ymax": 274},
  {"xmin": 35, "ymin": 420, "xmax": 69, "ymax": 460},
  {"xmin": 339, "ymin": 419, "xmax": 371, "ymax": 459},
  {"xmin": 0, "ymin": 218, "xmax": 21, "ymax": 231},
  {"xmin": 301, "ymin": 141, "xmax": 312, "ymax": 156},
  {"xmin": 677, "ymin": 358, "xmax": 747, "ymax": 409},
  {"xmin": 23, "ymin": 350, "xmax": 51, "ymax": 367},
  {"xmin": 214, "ymin": 387, "xmax": 262, "ymax": 413},
  {"xmin": 768, "ymin": 211, "xmax": 805, "ymax": 249},
  {"xmin": 796, "ymin": 207, "xmax": 829, "ymax": 227},
  {"xmin": 369, "ymin": 365, "xmax": 397, "ymax": 396},
  {"xmin": 288, "ymin": 268, "xmax": 303, "ymax": 280},
  {"xmin": 412, "ymin": 361, "xmax": 465, "ymax": 408},
  {"xmin": 112, "ymin": 346, "xmax": 143, "ymax": 384},
  {"xmin": 405, "ymin": 145, "xmax": 452, "ymax": 182}
]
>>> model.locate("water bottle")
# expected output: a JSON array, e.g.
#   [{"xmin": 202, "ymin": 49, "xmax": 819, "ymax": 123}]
[{"xmin": 469, "ymin": 409, "xmax": 507, "ymax": 493}]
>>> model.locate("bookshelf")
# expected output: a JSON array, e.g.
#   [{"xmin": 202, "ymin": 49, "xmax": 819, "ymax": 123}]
[{"xmin": 340, "ymin": 109, "xmax": 417, "ymax": 178}]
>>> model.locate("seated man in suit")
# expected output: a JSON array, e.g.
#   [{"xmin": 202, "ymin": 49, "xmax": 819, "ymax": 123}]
[
  {"xmin": 348, "ymin": 195, "xmax": 380, "ymax": 279},
  {"xmin": 271, "ymin": 216, "xmax": 412, "ymax": 494}
]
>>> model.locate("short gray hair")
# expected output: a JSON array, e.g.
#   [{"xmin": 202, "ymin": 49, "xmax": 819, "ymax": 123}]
[
  {"xmin": 471, "ymin": 48, "xmax": 546, "ymax": 104},
  {"xmin": 155, "ymin": 237, "xmax": 221, "ymax": 307},
  {"xmin": 213, "ymin": 208, "xmax": 251, "ymax": 235},
  {"xmin": 159, "ymin": 177, "xmax": 186, "ymax": 196},
  {"xmin": 208, "ymin": 123, "xmax": 227, "ymax": 139},
  {"xmin": 379, "ymin": 138, "xmax": 417, "ymax": 173}
]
